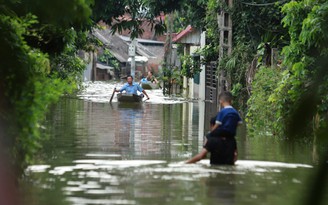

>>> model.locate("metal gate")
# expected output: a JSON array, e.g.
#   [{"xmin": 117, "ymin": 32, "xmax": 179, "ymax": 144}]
[{"xmin": 204, "ymin": 62, "xmax": 218, "ymax": 132}]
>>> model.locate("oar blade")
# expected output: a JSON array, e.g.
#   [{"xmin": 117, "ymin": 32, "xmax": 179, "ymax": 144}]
[{"xmin": 109, "ymin": 87, "xmax": 116, "ymax": 103}]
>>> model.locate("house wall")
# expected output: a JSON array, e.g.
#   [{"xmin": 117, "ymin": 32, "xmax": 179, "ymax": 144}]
[
  {"xmin": 139, "ymin": 44, "xmax": 164, "ymax": 76},
  {"xmin": 96, "ymin": 68, "xmax": 111, "ymax": 81},
  {"xmin": 190, "ymin": 46, "xmax": 201, "ymax": 99},
  {"xmin": 178, "ymin": 30, "xmax": 201, "ymax": 45},
  {"xmin": 125, "ymin": 63, "xmax": 147, "ymax": 80},
  {"xmin": 83, "ymin": 61, "xmax": 93, "ymax": 81},
  {"xmin": 82, "ymin": 52, "xmax": 93, "ymax": 81}
]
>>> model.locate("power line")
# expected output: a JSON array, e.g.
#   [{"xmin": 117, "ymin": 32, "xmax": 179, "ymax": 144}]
[{"xmin": 241, "ymin": 0, "xmax": 288, "ymax": 7}]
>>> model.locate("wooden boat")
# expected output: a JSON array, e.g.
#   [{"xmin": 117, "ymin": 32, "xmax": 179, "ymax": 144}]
[
  {"xmin": 117, "ymin": 93, "xmax": 143, "ymax": 103},
  {"xmin": 141, "ymin": 82, "xmax": 159, "ymax": 90}
]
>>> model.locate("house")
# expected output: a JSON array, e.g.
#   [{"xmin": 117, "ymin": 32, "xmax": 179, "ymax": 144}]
[
  {"xmin": 119, "ymin": 36, "xmax": 165, "ymax": 74},
  {"xmin": 82, "ymin": 28, "xmax": 164, "ymax": 81},
  {"xmin": 95, "ymin": 63, "xmax": 115, "ymax": 81},
  {"xmin": 172, "ymin": 25, "xmax": 203, "ymax": 99}
]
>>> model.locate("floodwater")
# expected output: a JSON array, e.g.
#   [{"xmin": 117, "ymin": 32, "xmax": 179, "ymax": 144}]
[{"xmin": 23, "ymin": 82, "xmax": 324, "ymax": 205}]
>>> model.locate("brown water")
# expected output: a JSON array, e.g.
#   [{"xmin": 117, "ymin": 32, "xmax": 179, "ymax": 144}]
[{"xmin": 23, "ymin": 98, "xmax": 323, "ymax": 205}]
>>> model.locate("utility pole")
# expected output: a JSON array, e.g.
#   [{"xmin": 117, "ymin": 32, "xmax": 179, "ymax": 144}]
[
  {"xmin": 129, "ymin": 39, "xmax": 137, "ymax": 79},
  {"xmin": 163, "ymin": 13, "xmax": 173, "ymax": 95},
  {"xmin": 217, "ymin": 0, "xmax": 233, "ymax": 109},
  {"xmin": 92, "ymin": 51, "xmax": 97, "ymax": 82}
]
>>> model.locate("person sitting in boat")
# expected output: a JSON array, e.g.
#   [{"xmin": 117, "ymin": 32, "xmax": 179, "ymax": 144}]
[
  {"xmin": 140, "ymin": 76, "xmax": 148, "ymax": 83},
  {"xmin": 115, "ymin": 75, "xmax": 150, "ymax": 100},
  {"xmin": 146, "ymin": 71, "xmax": 158, "ymax": 84}
]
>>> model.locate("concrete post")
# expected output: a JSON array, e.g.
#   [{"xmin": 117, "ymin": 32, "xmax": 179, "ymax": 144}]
[
  {"xmin": 199, "ymin": 31, "xmax": 206, "ymax": 101},
  {"xmin": 198, "ymin": 31, "xmax": 206, "ymax": 143},
  {"xmin": 92, "ymin": 51, "xmax": 97, "ymax": 82},
  {"xmin": 183, "ymin": 45, "xmax": 191, "ymax": 98},
  {"xmin": 217, "ymin": 0, "xmax": 233, "ymax": 109},
  {"xmin": 129, "ymin": 39, "xmax": 137, "ymax": 79}
]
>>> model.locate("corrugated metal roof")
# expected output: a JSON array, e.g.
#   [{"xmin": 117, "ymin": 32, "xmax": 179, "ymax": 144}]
[
  {"xmin": 172, "ymin": 25, "xmax": 193, "ymax": 43},
  {"xmin": 92, "ymin": 29, "xmax": 161, "ymax": 63},
  {"xmin": 119, "ymin": 35, "xmax": 164, "ymax": 45},
  {"xmin": 92, "ymin": 29, "xmax": 129, "ymax": 63},
  {"xmin": 96, "ymin": 63, "xmax": 114, "ymax": 70}
]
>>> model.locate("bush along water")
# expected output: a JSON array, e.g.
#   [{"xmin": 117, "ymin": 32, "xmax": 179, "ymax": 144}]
[
  {"xmin": 246, "ymin": 66, "xmax": 283, "ymax": 137},
  {"xmin": 0, "ymin": 2, "xmax": 90, "ymax": 173}
]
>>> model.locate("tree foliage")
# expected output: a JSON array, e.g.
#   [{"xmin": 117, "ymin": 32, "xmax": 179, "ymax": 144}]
[
  {"xmin": 93, "ymin": 0, "xmax": 186, "ymax": 38},
  {"xmin": 98, "ymin": 48, "xmax": 120, "ymax": 70},
  {"xmin": 268, "ymin": 0, "xmax": 328, "ymax": 139},
  {"xmin": 245, "ymin": 0, "xmax": 328, "ymax": 143},
  {"xmin": 246, "ymin": 67, "xmax": 282, "ymax": 136},
  {"xmin": 173, "ymin": 0, "xmax": 207, "ymax": 31},
  {"xmin": 0, "ymin": 0, "xmax": 93, "ymax": 170},
  {"xmin": 180, "ymin": 54, "xmax": 202, "ymax": 79},
  {"xmin": 199, "ymin": 0, "xmax": 288, "ymax": 111}
]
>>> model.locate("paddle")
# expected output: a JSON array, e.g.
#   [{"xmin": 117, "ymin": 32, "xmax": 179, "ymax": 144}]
[{"xmin": 109, "ymin": 87, "xmax": 116, "ymax": 103}]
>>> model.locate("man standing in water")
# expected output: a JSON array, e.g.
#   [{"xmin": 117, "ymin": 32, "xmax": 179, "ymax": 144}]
[
  {"xmin": 115, "ymin": 75, "xmax": 150, "ymax": 100},
  {"xmin": 186, "ymin": 91, "xmax": 242, "ymax": 165}
]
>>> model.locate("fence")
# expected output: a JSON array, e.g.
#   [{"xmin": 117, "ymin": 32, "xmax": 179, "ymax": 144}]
[{"xmin": 204, "ymin": 62, "xmax": 219, "ymax": 128}]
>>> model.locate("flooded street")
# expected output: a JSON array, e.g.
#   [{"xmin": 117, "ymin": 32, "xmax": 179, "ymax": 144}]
[{"xmin": 23, "ymin": 82, "xmax": 320, "ymax": 205}]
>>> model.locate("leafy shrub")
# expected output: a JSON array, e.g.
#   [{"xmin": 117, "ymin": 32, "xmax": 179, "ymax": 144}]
[{"xmin": 246, "ymin": 67, "xmax": 282, "ymax": 136}]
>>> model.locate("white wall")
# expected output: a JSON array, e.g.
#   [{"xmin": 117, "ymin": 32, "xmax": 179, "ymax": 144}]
[{"xmin": 83, "ymin": 52, "xmax": 93, "ymax": 81}]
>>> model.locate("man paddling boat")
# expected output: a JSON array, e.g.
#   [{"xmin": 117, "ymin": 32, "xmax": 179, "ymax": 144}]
[{"xmin": 115, "ymin": 75, "xmax": 150, "ymax": 100}]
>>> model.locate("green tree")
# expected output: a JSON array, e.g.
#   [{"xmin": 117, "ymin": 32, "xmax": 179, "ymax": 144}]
[
  {"xmin": 246, "ymin": 67, "xmax": 282, "ymax": 136},
  {"xmin": 268, "ymin": 0, "xmax": 328, "ymax": 140},
  {"xmin": 98, "ymin": 48, "xmax": 120, "ymax": 70},
  {"xmin": 201, "ymin": 0, "xmax": 288, "ymax": 111},
  {"xmin": 0, "ymin": 0, "xmax": 93, "ymax": 171}
]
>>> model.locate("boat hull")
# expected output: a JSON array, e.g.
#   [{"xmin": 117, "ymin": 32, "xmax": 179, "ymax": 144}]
[
  {"xmin": 117, "ymin": 93, "xmax": 143, "ymax": 103},
  {"xmin": 141, "ymin": 82, "xmax": 159, "ymax": 90}
]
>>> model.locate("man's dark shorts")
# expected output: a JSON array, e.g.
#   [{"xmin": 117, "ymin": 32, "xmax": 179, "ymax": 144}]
[
  {"xmin": 207, "ymin": 128, "xmax": 234, "ymax": 138},
  {"xmin": 204, "ymin": 136, "xmax": 236, "ymax": 165}
]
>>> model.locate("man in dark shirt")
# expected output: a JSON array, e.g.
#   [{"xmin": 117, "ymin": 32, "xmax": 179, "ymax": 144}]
[{"xmin": 186, "ymin": 91, "xmax": 241, "ymax": 165}]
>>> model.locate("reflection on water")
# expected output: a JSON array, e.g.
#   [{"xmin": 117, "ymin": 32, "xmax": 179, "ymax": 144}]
[{"xmin": 22, "ymin": 97, "xmax": 322, "ymax": 205}]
